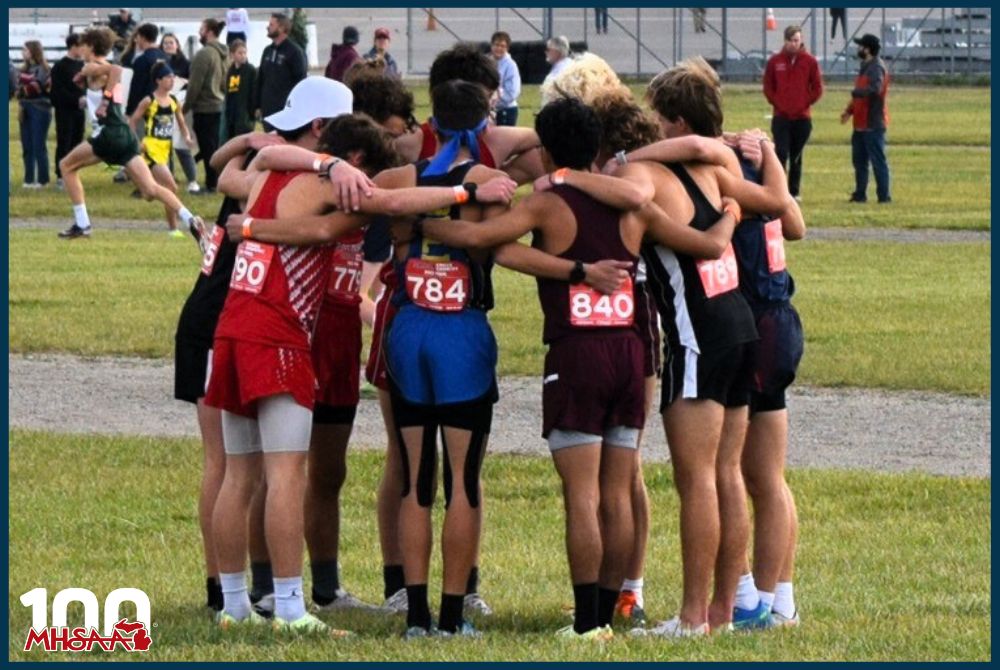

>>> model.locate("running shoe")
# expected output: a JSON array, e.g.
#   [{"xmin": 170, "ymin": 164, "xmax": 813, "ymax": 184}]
[
  {"xmin": 632, "ymin": 616, "xmax": 709, "ymax": 638},
  {"xmin": 168, "ymin": 229, "xmax": 185, "ymax": 239},
  {"xmin": 251, "ymin": 593, "xmax": 275, "ymax": 619},
  {"xmin": 215, "ymin": 610, "xmax": 267, "ymax": 630},
  {"xmin": 554, "ymin": 624, "xmax": 614, "ymax": 642},
  {"xmin": 768, "ymin": 609, "xmax": 800, "ymax": 628},
  {"xmin": 615, "ymin": 590, "xmax": 646, "ymax": 626},
  {"xmin": 436, "ymin": 621, "xmax": 483, "ymax": 639},
  {"xmin": 187, "ymin": 181, "xmax": 202, "ymax": 194},
  {"xmin": 188, "ymin": 215, "xmax": 208, "ymax": 254},
  {"xmin": 711, "ymin": 622, "xmax": 735, "ymax": 635},
  {"xmin": 732, "ymin": 601, "xmax": 771, "ymax": 631},
  {"xmin": 313, "ymin": 588, "xmax": 390, "ymax": 614},
  {"xmin": 382, "ymin": 588, "xmax": 409, "ymax": 614},
  {"xmin": 463, "ymin": 593, "xmax": 493, "ymax": 617},
  {"xmin": 403, "ymin": 625, "xmax": 434, "ymax": 640},
  {"xmin": 58, "ymin": 224, "xmax": 91, "ymax": 239},
  {"xmin": 359, "ymin": 380, "xmax": 378, "ymax": 400},
  {"xmin": 113, "ymin": 168, "xmax": 129, "ymax": 183},
  {"xmin": 272, "ymin": 612, "xmax": 352, "ymax": 637}
]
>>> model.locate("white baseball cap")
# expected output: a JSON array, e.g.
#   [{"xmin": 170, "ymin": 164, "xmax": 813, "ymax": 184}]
[{"xmin": 265, "ymin": 76, "xmax": 354, "ymax": 131}]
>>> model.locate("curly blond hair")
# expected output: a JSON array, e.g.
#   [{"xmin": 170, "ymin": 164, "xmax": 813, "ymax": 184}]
[{"xmin": 539, "ymin": 52, "xmax": 631, "ymax": 108}]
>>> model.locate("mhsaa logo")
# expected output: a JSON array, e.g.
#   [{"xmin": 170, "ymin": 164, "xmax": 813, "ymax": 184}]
[{"xmin": 20, "ymin": 588, "xmax": 152, "ymax": 653}]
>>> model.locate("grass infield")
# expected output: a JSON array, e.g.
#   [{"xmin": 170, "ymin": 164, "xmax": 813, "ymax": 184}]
[{"xmin": 7, "ymin": 430, "xmax": 990, "ymax": 662}]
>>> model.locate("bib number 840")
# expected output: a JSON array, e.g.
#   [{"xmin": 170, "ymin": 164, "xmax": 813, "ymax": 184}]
[{"xmin": 569, "ymin": 277, "xmax": 634, "ymax": 327}]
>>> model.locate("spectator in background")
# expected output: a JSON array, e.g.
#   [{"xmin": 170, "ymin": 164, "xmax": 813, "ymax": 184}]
[
  {"xmin": 161, "ymin": 32, "xmax": 199, "ymax": 194},
  {"xmin": 829, "ymin": 8, "xmax": 847, "ymax": 40},
  {"xmin": 763, "ymin": 25, "xmax": 823, "ymax": 200},
  {"xmin": 224, "ymin": 39, "xmax": 256, "ymax": 140},
  {"xmin": 109, "ymin": 8, "xmax": 137, "ymax": 42},
  {"xmin": 490, "ymin": 31, "xmax": 520, "ymax": 126},
  {"xmin": 125, "ymin": 23, "xmax": 166, "ymax": 117},
  {"xmin": 365, "ymin": 27, "xmax": 399, "ymax": 77},
  {"xmin": 254, "ymin": 12, "xmax": 308, "ymax": 129},
  {"xmin": 50, "ymin": 34, "xmax": 86, "ymax": 190},
  {"xmin": 226, "ymin": 7, "xmax": 250, "ymax": 45},
  {"xmin": 184, "ymin": 18, "xmax": 228, "ymax": 193},
  {"xmin": 290, "ymin": 8, "xmax": 309, "ymax": 52},
  {"xmin": 16, "ymin": 41, "xmax": 52, "ymax": 189},
  {"xmin": 594, "ymin": 7, "xmax": 609, "ymax": 35},
  {"xmin": 841, "ymin": 33, "xmax": 891, "ymax": 203},
  {"xmin": 691, "ymin": 7, "xmax": 708, "ymax": 33},
  {"xmin": 326, "ymin": 26, "xmax": 361, "ymax": 82},
  {"xmin": 540, "ymin": 36, "xmax": 572, "ymax": 106}
]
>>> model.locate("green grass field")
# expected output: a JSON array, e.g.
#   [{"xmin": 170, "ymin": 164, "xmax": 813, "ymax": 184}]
[{"xmin": 8, "ymin": 431, "xmax": 990, "ymax": 662}]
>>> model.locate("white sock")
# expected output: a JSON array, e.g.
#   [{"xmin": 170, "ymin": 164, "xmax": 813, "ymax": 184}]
[
  {"xmin": 274, "ymin": 576, "xmax": 307, "ymax": 622},
  {"xmin": 772, "ymin": 581, "xmax": 795, "ymax": 618},
  {"xmin": 758, "ymin": 589, "xmax": 775, "ymax": 613},
  {"xmin": 178, "ymin": 207, "xmax": 195, "ymax": 226},
  {"xmin": 72, "ymin": 204, "xmax": 91, "ymax": 230},
  {"xmin": 734, "ymin": 572, "xmax": 760, "ymax": 610},
  {"xmin": 621, "ymin": 577, "xmax": 644, "ymax": 608},
  {"xmin": 219, "ymin": 571, "xmax": 252, "ymax": 620}
]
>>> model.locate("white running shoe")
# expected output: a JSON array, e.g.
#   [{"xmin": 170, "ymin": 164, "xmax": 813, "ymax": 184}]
[
  {"xmin": 463, "ymin": 593, "xmax": 493, "ymax": 617},
  {"xmin": 768, "ymin": 609, "xmax": 801, "ymax": 628},
  {"xmin": 633, "ymin": 616, "xmax": 709, "ymax": 638},
  {"xmin": 382, "ymin": 588, "xmax": 409, "ymax": 614},
  {"xmin": 313, "ymin": 588, "xmax": 391, "ymax": 614},
  {"xmin": 187, "ymin": 181, "xmax": 202, "ymax": 194}
]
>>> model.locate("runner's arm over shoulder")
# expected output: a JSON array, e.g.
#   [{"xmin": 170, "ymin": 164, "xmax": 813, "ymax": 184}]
[
  {"xmin": 536, "ymin": 164, "xmax": 654, "ymax": 211},
  {"xmin": 641, "ymin": 199, "xmax": 737, "ymax": 259},
  {"xmin": 615, "ymin": 135, "xmax": 733, "ymax": 173},
  {"xmin": 356, "ymin": 166, "xmax": 516, "ymax": 218},
  {"xmin": 494, "ymin": 242, "xmax": 628, "ymax": 294},
  {"xmin": 225, "ymin": 211, "xmax": 368, "ymax": 246},
  {"xmin": 421, "ymin": 191, "xmax": 547, "ymax": 249},
  {"xmin": 211, "ymin": 131, "xmax": 285, "ymax": 172}
]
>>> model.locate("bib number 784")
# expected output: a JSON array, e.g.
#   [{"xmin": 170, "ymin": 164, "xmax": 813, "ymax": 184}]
[{"xmin": 405, "ymin": 258, "xmax": 470, "ymax": 312}]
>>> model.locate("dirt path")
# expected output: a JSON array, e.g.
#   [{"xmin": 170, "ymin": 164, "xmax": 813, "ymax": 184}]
[{"xmin": 8, "ymin": 353, "xmax": 990, "ymax": 478}]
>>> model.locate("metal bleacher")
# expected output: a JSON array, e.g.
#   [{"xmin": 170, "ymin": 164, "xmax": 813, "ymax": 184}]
[{"xmin": 881, "ymin": 9, "xmax": 991, "ymax": 73}]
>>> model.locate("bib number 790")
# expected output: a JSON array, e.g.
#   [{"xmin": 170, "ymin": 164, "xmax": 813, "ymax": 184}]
[{"xmin": 230, "ymin": 241, "xmax": 275, "ymax": 294}]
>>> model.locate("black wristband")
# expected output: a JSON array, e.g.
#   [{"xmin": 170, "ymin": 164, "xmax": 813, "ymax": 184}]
[
  {"xmin": 463, "ymin": 182, "xmax": 478, "ymax": 204},
  {"xmin": 569, "ymin": 259, "xmax": 586, "ymax": 284}
]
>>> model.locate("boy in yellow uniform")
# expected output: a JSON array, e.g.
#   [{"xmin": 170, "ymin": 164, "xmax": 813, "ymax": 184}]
[{"xmin": 130, "ymin": 61, "xmax": 194, "ymax": 237}]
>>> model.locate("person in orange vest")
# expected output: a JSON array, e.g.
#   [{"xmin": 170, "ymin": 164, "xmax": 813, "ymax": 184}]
[{"xmin": 763, "ymin": 25, "xmax": 823, "ymax": 200}]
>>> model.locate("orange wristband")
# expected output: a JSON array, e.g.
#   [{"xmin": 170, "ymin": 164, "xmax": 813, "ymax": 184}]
[
  {"xmin": 313, "ymin": 153, "xmax": 333, "ymax": 172},
  {"xmin": 242, "ymin": 217, "xmax": 253, "ymax": 240},
  {"xmin": 552, "ymin": 168, "xmax": 569, "ymax": 185},
  {"xmin": 453, "ymin": 184, "xmax": 469, "ymax": 204}
]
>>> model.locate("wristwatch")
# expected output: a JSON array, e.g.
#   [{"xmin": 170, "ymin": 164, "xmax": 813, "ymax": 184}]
[
  {"xmin": 568, "ymin": 260, "xmax": 586, "ymax": 284},
  {"xmin": 463, "ymin": 182, "xmax": 478, "ymax": 204}
]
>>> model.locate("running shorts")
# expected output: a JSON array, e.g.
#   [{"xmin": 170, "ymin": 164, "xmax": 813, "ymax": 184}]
[
  {"xmin": 749, "ymin": 301, "xmax": 804, "ymax": 413},
  {"xmin": 174, "ymin": 336, "xmax": 212, "ymax": 404},
  {"xmin": 313, "ymin": 299, "xmax": 362, "ymax": 410},
  {"xmin": 364, "ymin": 264, "xmax": 397, "ymax": 391},
  {"xmin": 89, "ymin": 107, "xmax": 140, "ymax": 167},
  {"xmin": 661, "ymin": 341, "xmax": 755, "ymax": 411},
  {"xmin": 204, "ymin": 338, "xmax": 316, "ymax": 418},
  {"xmin": 634, "ymin": 280, "xmax": 662, "ymax": 379}
]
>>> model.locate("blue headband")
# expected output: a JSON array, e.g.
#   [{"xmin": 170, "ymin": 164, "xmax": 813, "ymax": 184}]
[
  {"xmin": 155, "ymin": 63, "xmax": 175, "ymax": 79},
  {"xmin": 421, "ymin": 117, "xmax": 488, "ymax": 177}
]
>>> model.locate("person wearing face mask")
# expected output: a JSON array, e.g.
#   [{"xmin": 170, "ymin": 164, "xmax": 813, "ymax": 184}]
[
  {"xmin": 184, "ymin": 18, "xmax": 228, "ymax": 193},
  {"xmin": 840, "ymin": 33, "xmax": 891, "ymax": 204},
  {"xmin": 763, "ymin": 25, "xmax": 823, "ymax": 201}
]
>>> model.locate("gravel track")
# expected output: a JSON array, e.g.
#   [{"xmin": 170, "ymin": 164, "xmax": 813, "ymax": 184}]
[{"xmin": 9, "ymin": 353, "xmax": 990, "ymax": 478}]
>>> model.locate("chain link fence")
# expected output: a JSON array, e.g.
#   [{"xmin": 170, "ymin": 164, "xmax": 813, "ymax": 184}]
[{"xmin": 8, "ymin": 7, "xmax": 991, "ymax": 80}]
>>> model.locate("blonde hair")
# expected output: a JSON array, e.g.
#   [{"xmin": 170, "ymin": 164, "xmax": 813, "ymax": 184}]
[
  {"xmin": 539, "ymin": 52, "xmax": 630, "ymax": 108},
  {"xmin": 646, "ymin": 56, "xmax": 723, "ymax": 137}
]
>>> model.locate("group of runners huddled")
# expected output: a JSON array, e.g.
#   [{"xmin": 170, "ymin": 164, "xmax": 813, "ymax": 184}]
[{"xmin": 68, "ymin": 27, "xmax": 809, "ymax": 640}]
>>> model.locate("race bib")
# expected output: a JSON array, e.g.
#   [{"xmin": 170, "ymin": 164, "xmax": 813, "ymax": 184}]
[
  {"xmin": 764, "ymin": 219, "xmax": 787, "ymax": 273},
  {"xmin": 696, "ymin": 244, "xmax": 739, "ymax": 298},
  {"xmin": 569, "ymin": 276, "xmax": 635, "ymax": 327},
  {"xmin": 327, "ymin": 244, "xmax": 363, "ymax": 298},
  {"xmin": 404, "ymin": 258, "xmax": 470, "ymax": 312},
  {"xmin": 229, "ymin": 241, "xmax": 275, "ymax": 294},
  {"xmin": 200, "ymin": 225, "xmax": 226, "ymax": 276}
]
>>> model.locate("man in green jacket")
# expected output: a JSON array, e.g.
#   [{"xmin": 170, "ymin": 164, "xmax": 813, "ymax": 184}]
[{"xmin": 184, "ymin": 17, "xmax": 228, "ymax": 193}]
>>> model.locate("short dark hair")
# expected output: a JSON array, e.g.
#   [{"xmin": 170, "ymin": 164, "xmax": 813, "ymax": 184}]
[
  {"xmin": 150, "ymin": 59, "xmax": 173, "ymax": 81},
  {"xmin": 429, "ymin": 44, "xmax": 500, "ymax": 94},
  {"xmin": 202, "ymin": 19, "xmax": 225, "ymax": 38},
  {"xmin": 271, "ymin": 12, "xmax": 292, "ymax": 34},
  {"xmin": 349, "ymin": 68, "xmax": 416, "ymax": 129},
  {"xmin": 275, "ymin": 119, "xmax": 330, "ymax": 142},
  {"xmin": 81, "ymin": 27, "xmax": 115, "ymax": 57},
  {"xmin": 535, "ymin": 97, "xmax": 602, "ymax": 170},
  {"xmin": 431, "ymin": 80, "xmax": 490, "ymax": 132},
  {"xmin": 135, "ymin": 23, "xmax": 159, "ymax": 44},
  {"xmin": 65, "ymin": 33, "xmax": 81, "ymax": 49},
  {"xmin": 491, "ymin": 31, "xmax": 511, "ymax": 46},
  {"xmin": 318, "ymin": 113, "xmax": 401, "ymax": 177}
]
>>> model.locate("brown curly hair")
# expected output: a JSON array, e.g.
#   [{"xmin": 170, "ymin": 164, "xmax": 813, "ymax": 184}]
[
  {"xmin": 318, "ymin": 113, "xmax": 401, "ymax": 177},
  {"xmin": 646, "ymin": 56, "xmax": 723, "ymax": 138},
  {"xmin": 591, "ymin": 93, "xmax": 662, "ymax": 156},
  {"xmin": 80, "ymin": 27, "xmax": 115, "ymax": 57},
  {"xmin": 347, "ymin": 66, "xmax": 417, "ymax": 130}
]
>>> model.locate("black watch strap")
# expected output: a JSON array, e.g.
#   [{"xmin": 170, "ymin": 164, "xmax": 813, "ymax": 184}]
[
  {"xmin": 569, "ymin": 260, "xmax": 586, "ymax": 284},
  {"xmin": 463, "ymin": 182, "xmax": 478, "ymax": 204}
]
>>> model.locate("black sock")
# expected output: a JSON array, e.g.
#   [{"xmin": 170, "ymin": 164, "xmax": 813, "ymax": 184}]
[
  {"xmin": 597, "ymin": 587, "xmax": 619, "ymax": 627},
  {"xmin": 438, "ymin": 593, "xmax": 465, "ymax": 633},
  {"xmin": 572, "ymin": 583, "xmax": 599, "ymax": 634},
  {"xmin": 406, "ymin": 584, "xmax": 432, "ymax": 630},
  {"xmin": 206, "ymin": 577, "xmax": 223, "ymax": 611},
  {"xmin": 383, "ymin": 565, "xmax": 406, "ymax": 600},
  {"xmin": 250, "ymin": 561, "xmax": 273, "ymax": 601},
  {"xmin": 310, "ymin": 560, "xmax": 340, "ymax": 605},
  {"xmin": 465, "ymin": 566, "xmax": 479, "ymax": 595}
]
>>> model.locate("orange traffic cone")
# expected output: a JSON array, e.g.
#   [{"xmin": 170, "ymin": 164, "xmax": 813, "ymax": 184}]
[
  {"xmin": 426, "ymin": 8, "xmax": 437, "ymax": 31},
  {"xmin": 766, "ymin": 8, "xmax": 777, "ymax": 31}
]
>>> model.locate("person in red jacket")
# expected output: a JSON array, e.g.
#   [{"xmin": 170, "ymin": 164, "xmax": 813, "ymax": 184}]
[{"xmin": 763, "ymin": 25, "xmax": 823, "ymax": 200}]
